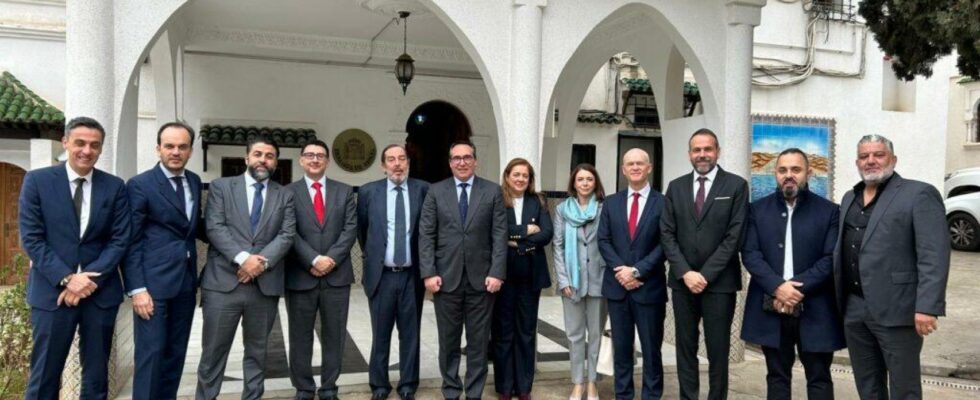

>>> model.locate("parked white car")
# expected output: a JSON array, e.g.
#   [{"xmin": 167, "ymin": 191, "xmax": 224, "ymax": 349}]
[
  {"xmin": 946, "ymin": 192, "xmax": 980, "ymax": 251},
  {"xmin": 945, "ymin": 167, "xmax": 980, "ymax": 198}
]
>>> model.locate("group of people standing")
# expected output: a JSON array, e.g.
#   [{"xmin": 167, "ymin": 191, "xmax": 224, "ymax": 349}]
[{"xmin": 19, "ymin": 116, "xmax": 949, "ymax": 400}]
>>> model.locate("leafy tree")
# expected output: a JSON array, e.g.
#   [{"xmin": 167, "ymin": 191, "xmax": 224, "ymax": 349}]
[{"xmin": 860, "ymin": 0, "xmax": 980, "ymax": 80}]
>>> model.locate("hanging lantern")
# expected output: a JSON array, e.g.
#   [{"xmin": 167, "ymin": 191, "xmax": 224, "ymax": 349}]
[{"xmin": 394, "ymin": 11, "xmax": 415, "ymax": 95}]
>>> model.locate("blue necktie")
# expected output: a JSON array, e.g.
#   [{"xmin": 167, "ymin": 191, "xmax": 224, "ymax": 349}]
[
  {"xmin": 250, "ymin": 182, "xmax": 264, "ymax": 234},
  {"xmin": 458, "ymin": 182, "xmax": 469, "ymax": 224},
  {"xmin": 394, "ymin": 186, "xmax": 407, "ymax": 266},
  {"xmin": 172, "ymin": 176, "xmax": 187, "ymax": 219}
]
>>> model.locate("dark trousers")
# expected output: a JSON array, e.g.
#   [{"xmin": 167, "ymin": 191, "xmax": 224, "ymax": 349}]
[
  {"xmin": 368, "ymin": 269, "xmax": 423, "ymax": 397},
  {"xmin": 491, "ymin": 280, "xmax": 541, "ymax": 396},
  {"xmin": 196, "ymin": 285, "xmax": 280, "ymax": 400},
  {"xmin": 433, "ymin": 281, "xmax": 495, "ymax": 399},
  {"xmin": 844, "ymin": 295, "xmax": 923, "ymax": 400},
  {"xmin": 286, "ymin": 283, "xmax": 351, "ymax": 400},
  {"xmin": 25, "ymin": 300, "xmax": 119, "ymax": 400},
  {"xmin": 761, "ymin": 316, "xmax": 834, "ymax": 400},
  {"xmin": 132, "ymin": 271, "xmax": 196, "ymax": 400},
  {"xmin": 672, "ymin": 289, "xmax": 735, "ymax": 400},
  {"xmin": 607, "ymin": 296, "xmax": 666, "ymax": 400}
]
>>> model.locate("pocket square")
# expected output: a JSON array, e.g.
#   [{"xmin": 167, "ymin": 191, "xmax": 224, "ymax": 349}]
[{"xmin": 715, "ymin": 196, "xmax": 731, "ymax": 200}]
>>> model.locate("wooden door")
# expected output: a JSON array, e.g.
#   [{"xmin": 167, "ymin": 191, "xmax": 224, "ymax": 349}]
[{"xmin": 0, "ymin": 162, "xmax": 26, "ymax": 285}]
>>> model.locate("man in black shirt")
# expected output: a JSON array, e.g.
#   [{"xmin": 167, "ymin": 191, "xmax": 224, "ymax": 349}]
[{"xmin": 832, "ymin": 134, "xmax": 950, "ymax": 399}]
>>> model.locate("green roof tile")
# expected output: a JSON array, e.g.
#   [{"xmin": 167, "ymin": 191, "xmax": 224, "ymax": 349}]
[
  {"xmin": 0, "ymin": 71, "xmax": 64, "ymax": 126},
  {"xmin": 577, "ymin": 111, "xmax": 623, "ymax": 125},
  {"xmin": 199, "ymin": 124, "xmax": 318, "ymax": 147},
  {"xmin": 621, "ymin": 78, "xmax": 701, "ymax": 97}
]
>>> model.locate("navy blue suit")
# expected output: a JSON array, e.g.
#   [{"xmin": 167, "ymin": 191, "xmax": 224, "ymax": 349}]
[
  {"xmin": 123, "ymin": 164, "xmax": 203, "ymax": 400},
  {"xmin": 597, "ymin": 188, "xmax": 667, "ymax": 400},
  {"xmin": 491, "ymin": 195, "xmax": 553, "ymax": 396},
  {"xmin": 356, "ymin": 177, "xmax": 428, "ymax": 397},
  {"xmin": 20, "ymin": 163, "xmax": 131, "ymax": 400},
  {"xmin": 741, "ymin": 189, "xmax": 844, "ymax": 399}
]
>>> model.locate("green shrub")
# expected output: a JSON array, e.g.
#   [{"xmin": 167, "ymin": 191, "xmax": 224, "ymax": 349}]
[{"xmin": 0, "ymin": 254, "xmax": 31, "ymax": 398}]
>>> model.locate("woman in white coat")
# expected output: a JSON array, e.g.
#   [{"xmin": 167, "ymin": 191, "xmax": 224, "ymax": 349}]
[{"xmin": 552, "ymin": 163, "xmax": 608, "ymax": 400}]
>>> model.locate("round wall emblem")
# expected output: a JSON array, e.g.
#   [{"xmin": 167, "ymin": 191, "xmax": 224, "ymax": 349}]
[{"xmin": 332, "ymin": 128, "xmax": 376, "ymax": 173}]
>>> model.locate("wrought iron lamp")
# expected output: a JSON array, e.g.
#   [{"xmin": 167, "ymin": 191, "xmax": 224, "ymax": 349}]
[{"xmin": 394, "ymin": 11, "xmax": 415, "ymax": 95}]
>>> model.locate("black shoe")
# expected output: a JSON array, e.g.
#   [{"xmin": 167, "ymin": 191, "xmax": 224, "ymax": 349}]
[
  {"xmin": 399, "ymin": 394, "xmax": 415, "ymax": 400},
  {"xmin": 371, "ymin": 392, "xmax": 388, "ymax": 400},
  {"xmin": 320, "ymin": 396, "xmax": 339, "ymax": 400}
]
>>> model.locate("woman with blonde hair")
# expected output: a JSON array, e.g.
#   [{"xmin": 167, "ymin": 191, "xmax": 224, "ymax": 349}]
[
  {"xmin": 491, "ymin": 158, "xmax": 553, "ymax": 400},
  {"xmin": 552, "ymin": 163, "xmax": 607, "ymax": 400}
]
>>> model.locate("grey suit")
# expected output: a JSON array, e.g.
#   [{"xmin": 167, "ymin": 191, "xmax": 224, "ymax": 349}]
[
  {"xmin": 284, "ymin": 177, "xmax": 357, "ymax": 399},
  {"xmin": 833, "ymin": 173, "xmax": 950, "ymax": 399},
  {"xmin": 552, "ymin": 201, "xmax": 607, "ymax": 384},
  {"xmin": 197, "ymin": 175, "xmax": 296, "ymax": 400},
  {"xmin": 419, "ymin": 176, "xmax": 507, "ymax": 399}
]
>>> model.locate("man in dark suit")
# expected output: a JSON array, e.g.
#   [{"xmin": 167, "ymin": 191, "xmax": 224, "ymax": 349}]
[
  {"xmin": 661, "ymin": 128, "xmax": 748, "ymax": 400},
  {"xmin": 740, "ymin": 148, "xmax": 844, "ymax": 399},
  {"xmin": 20, "ymin": 116, "xmax": 131, "ymax": 400},
  {"xmin": 123, "ymin": 121, "xmax": 205, "ymax": 400},
  {"xmin": 357, "ymin": 144, "xmax": 429, "ymax": 400},
  {"xmin": 196, "ymin": 135, "xmax": 296, "ymax": 400},
  {"xmin": 419, "ymin": 140, "xmax": 507, "ymax": 400},
  {"xmin": 285, "ymin": 139, "xmax": 357, "ymax": 400},
  {"xmin": 833, "ymin": 134, "xmax": 950, "ymax": 399},
  {"xmin": 597, "ymin": 148, "xmax": 669, "ymax": 400}
]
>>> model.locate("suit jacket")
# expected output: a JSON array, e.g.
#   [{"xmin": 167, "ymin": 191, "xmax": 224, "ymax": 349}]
[
  {"xmin": 123, "ymin": 164, "xmax": 204, "ymax": 300},
  {"xmin": 740, "ymin": 190, "xmax": 845, "ymax": 352},
  {"xmin": 661, "ymin": 167, "xmax": 749, "ymax": 293},
  {"xmin": 505, "ymin": 195, "xmax": 554, "ymax": 291},
  {"xmin": 202, "ymin": 175, "xmax": 296, "ymax": 297},
  {"xmin": 552, "ymin": 201, "xmax": 605, "ymax": 300},
  {"xmin": 357, "ymin": 177, "xmax": 429, "ymax": 298},
  {"xmin": 19, "ymin": 163, "xmax": 132, "ymax": 311},
  {"xmin": 832, "ymin": 173, "xmax": 950, "ymax": 327},
  {"xmin": 597, "ymin": 188, "xmax": 668, "ymax": 304},
  {"xmin": 419, "ymin": 176, "xmax": 507, "ymax": 293},
  {"xmin": 285, "ymin": 177, "xmax": 357, "ymax": 291}
]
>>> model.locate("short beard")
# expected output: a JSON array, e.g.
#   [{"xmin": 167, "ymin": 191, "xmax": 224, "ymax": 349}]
[
  {"xmin": 692, "ymin": 158, "xmax": 715, "ymax": 174},
  {"xmin": 781, "ymin": 185, "xmax": 798, "ymax": 200},
  {"xmin": 861, "ymin": 167, "xmax": 894, "ymax": 186},
  {"xmin": 248, "ymin": 165, "xmax": 274, "ymax": 181}
]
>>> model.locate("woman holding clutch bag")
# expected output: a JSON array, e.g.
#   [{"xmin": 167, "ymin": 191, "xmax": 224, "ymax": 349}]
[{"xmin": 552, "ymin": 164, "xmax": 608, "ymax": 400}]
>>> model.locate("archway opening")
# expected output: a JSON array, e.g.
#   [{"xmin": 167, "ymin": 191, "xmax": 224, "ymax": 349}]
[
  {"xmin": 405, "ymin": 100, "xmax": 472, "ymax": 183},
  {"xmin": 0, "ymin": 161, "xmax": 26, "ymax": 284}
]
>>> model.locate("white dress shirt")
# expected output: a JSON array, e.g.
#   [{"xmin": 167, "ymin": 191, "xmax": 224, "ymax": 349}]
[
  {"xmin": 234, "ymin": 173, "xmax": 270, "ymax": 266},
  {"xmin": 454, "ymin": 176, "xmax": 475, "ymax": 205},
  {"xmin": 385, "ymin": 179, "xmax": 413, "ymax": 267},
  {"xmin": 692, "ymin": 165, "xmax": 719, "ymax": 199},
  {"xmin": 304, "ymin": 174, "xmax": 329, "ymax": 267},
  {"xmin": 160, "ymin": 164, "xmax": 193, "ymax": 220},
  {"xmin": 782, "ymin": 202, "xmax": 796, "ymax": 280},
  {"xmin": 66, "ymin": 163, "xmax": 93, "ymax": 239},
  {"xmin": 627, "ymin": 184, "xmax": 651, "ymax": 223},
  {"xmin": 513, "ymin": 196, "xmax": 524, "ymax": 223}
]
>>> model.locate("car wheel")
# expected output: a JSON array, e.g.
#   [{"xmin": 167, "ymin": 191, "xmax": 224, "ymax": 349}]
[{"xmin": 948, "ymin": 212, "xmax": 980, "ymax": 251}]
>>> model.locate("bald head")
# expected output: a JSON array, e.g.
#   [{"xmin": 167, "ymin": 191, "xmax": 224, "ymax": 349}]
[
  {"xmin": 621, "ymin": 148, "xmax": 653, "ymax": 190},
  {"xmin": 622, "ymin": 148, "xmax": 651, "ymax": 164}
]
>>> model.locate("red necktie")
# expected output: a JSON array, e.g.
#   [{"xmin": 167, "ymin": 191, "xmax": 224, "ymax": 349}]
[
  {"xmin": 312, "ymin": 181, "xmax": 325, "ymax": 224},
  {"xmin": 695, "ymin": 176, "xmax": 707, "ymax": 216},
  {"xmin": 628, "ymin": 192, "xmax": 640, "ymax": 240}
]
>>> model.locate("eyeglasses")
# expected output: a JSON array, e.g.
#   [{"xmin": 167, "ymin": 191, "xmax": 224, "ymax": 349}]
[
  {"xmin": 302, "ymin": 153, "xmax": 328, "ymax": 160},
  {"xmin": 450, "ymin": 155, "xmax": 475, "ymax": 164}
]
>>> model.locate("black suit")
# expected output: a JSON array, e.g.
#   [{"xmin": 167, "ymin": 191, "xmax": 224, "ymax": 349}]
[
  {"xmin": 357, "ymin": 177, "xmax": 429, "ymax": 397},
  {"xmin": 661, "ymin": 166, "xmax": 748, "ymax": 400},
  {"xmin": 285, "ymin": 176, "xmax": 358, "ymax": 400},
  {"xmin": 491, "ymin": 195, "xmax": 553, "ymax": 396},
  {"xmin": 419, "ymin": 176, "xmax": 507, "ymax": 399}
]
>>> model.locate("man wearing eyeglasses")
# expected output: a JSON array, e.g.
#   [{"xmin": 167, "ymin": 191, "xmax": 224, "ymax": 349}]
[
  {"xmin": 284, "ymin": 139, "xmax": 358, "ymax": 400},
  {"xmin": 419, "ymin": 140, "xmax": 508, "ymax": 400}
]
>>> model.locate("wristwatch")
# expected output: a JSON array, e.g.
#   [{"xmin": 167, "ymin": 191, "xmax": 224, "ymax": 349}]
[
  {"xmin": 631, "ymin": 267, "xmax": 640, "ymax": 279},
  {"xmin": 60, "ymin": 274, "xmax": 73, "ymax": 287}
]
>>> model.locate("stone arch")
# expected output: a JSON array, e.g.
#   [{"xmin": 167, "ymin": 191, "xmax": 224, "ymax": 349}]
[
  {"xmin": 111, "ymin": 0, "xmax": 507, "ymax": 178},
  {"xmin": 404, "ymin": 100, "xmax": 473, "ymax": 183},
  {"xmin": 541, "ymin": 1, "xmax": 724, "ymax": 189}
]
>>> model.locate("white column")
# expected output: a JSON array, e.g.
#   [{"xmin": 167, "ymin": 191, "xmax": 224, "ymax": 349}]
[
  {"xmin": 66, "ymin": 0, "xmax": 115, "ymax": 173},
  {"xmin": 721, "ymin": 0, "xmax": 764, "ymax": 180},
  {"xmin": 29, "ymin": 139, "xmax": 60, "ymax": 170},
  {"xmin": 507, "ymin": 0, "xmax": 546, "ymax": 172}
]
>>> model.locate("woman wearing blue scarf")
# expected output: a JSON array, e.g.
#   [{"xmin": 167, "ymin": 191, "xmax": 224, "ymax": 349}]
[{"xmin": 552, "ymin": 164, "xmax": 607, "ymax": 400}]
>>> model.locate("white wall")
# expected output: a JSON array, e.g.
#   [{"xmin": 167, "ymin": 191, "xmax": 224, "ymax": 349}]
[
  {"xmin": 178, "ymin": 53, "xmax": 498, "ymax": 185},
  {"xmin": 0, "ymin": 139, "xmax": 30, "ymax": 171}
]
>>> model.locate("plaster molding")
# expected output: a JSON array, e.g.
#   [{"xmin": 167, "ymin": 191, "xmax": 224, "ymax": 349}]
[
  {"xmin": 514, "ymin": 0, "xmax": 548, "ymax": 7},
  {"xmin": 0, "ymin": 0, "xmax": 64, "ymax": 6},
  {"xmin": 356, "ymin": 0, "xmax": 434, "ymax": 19},
  {"xmin": 726, "ymin": 0, "xmax": 765, "ymax": 26},
  {"xmin": 0, "ymin": 24, "xmax": 63, "ymax": 40},
  {"xmin": 186, "ymin": 26, "xmax": 472, "ymax": 65}
]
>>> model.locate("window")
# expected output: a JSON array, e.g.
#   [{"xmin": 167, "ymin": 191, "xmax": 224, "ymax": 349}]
[
  {"xmin": 625, "ymin": 94, "xmax": 660, "ymax": 129},
  {"xmin": 970, "ymin": 101, "xmax": 980, "ymax": 144},
  {"xmin": 809, "ymin": 0, "xmax": 857, "ymax": 22},
  {"xmin": 570, "ymin": 144, "xmax": 596, "ymax": 170}
]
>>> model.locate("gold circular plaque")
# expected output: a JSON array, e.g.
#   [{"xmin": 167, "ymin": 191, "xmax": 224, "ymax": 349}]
[{"xmin": 332, "ymin": 128, "xmax": 377, "ymax": 173}]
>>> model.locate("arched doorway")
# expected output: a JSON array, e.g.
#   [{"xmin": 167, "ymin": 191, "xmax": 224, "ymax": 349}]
[
  {"xmin": 405, "ymin": 101, "xmax": 473, "ymax": 183},
  {"xmin": 0, "ymin": 162, "xmax": 26, "ymax": 284}
]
